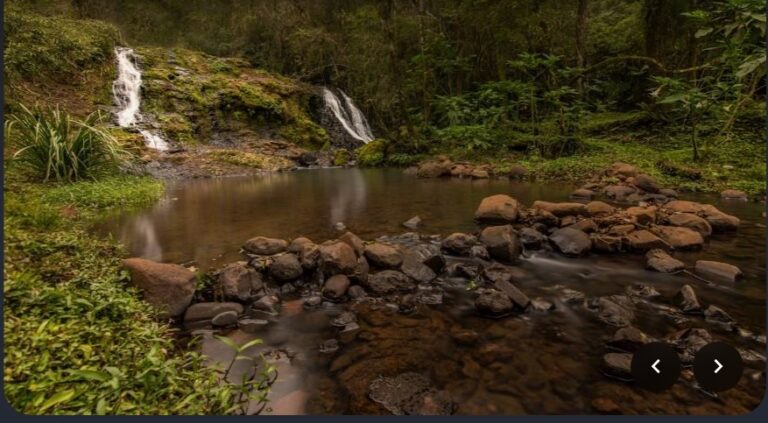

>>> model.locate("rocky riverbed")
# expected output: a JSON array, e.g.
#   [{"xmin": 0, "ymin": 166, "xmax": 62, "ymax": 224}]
[{"xmin": 118, "ymin": 162, "xmax": 765, "ymax": 415}]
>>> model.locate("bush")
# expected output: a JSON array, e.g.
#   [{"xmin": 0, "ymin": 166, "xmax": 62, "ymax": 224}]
[
  {"xmin": 5, "ymin": 105, "xmax": 126, "ymax": 183},
  {"xmin": 355, "ymin": 139, "xmax": 387, "ymax": 167}
]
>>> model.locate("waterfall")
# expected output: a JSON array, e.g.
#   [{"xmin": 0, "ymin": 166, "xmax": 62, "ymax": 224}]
[
  {"xmin": 322, "ymin": 87, "xmax": 374, "ymax": 144},
  {"xmin": 113, "ymin": 47, "xmax": 169, "ymax": 151}
]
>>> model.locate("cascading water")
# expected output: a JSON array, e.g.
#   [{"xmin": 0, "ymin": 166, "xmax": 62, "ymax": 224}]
[
  {"xmin": 113, "ymin": 47, "xmax": 169, "ymax": 151},
  {"xmin": 322, "ymin": 87, "xmax": 374, "ymax": 144}
]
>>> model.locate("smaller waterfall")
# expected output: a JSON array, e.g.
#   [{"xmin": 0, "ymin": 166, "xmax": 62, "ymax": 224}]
[
  {"xmin": 322, "ymin": 87, "xmax": 374, "ymax": 144},
  {"xmin": 113, "ymin": 47, "xmax": 169, "ymax": 151}
]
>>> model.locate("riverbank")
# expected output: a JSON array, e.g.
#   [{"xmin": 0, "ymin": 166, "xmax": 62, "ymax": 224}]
[{"xmin": 2, "ymin": 172, "xmax": 248, "ymax": 414}]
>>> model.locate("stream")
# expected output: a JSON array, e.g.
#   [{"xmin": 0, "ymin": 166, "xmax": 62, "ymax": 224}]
[{"xmin": 97, "ymin": 168, "xmax": 766, "ymax": 415}]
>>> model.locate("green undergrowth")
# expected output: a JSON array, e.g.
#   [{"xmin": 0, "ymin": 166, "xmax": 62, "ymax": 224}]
[{"xmin": 3, "ymin": 173, "xmax": 241, "ymax": 414}]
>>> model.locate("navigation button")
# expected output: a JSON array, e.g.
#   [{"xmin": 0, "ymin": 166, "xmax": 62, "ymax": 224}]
[
  {"xmin": 693, "ymin": 342, "xmax": 743, "ymax": 392},
  {"xmin": 631, "ymin": 342, "xmax": 682, "ymax": 391}
]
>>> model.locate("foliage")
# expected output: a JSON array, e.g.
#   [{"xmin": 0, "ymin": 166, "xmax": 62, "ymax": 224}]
[
  {"xmin": 355, "ymin": 139, "xmax": 388, "ymax": 167},
  {"xmin": 207, "ymin": 150, "xmax": 292, "ymax": 171},
  {"xmin": 5, "ymin": 105, "xmax": 126, "ymax": 183}
]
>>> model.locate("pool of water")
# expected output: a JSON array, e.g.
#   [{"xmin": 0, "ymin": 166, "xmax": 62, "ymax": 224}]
[{"xmin": 97, "ymin": 168, "xmax": 766, "ymax": 415}]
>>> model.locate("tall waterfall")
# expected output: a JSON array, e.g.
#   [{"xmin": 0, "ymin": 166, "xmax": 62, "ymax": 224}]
[
  {"xmin": 322, "ymin": 87, "xmax": 374, "ymax": 144},
  {"xmin": 113, "ymin": 47, "xmax": 169, "ymax": 151}
]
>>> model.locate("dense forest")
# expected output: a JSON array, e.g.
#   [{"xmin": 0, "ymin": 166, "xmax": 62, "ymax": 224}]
[{"xmin": 3, "ymin": 0, "xmax": 767, "ymax": 416}]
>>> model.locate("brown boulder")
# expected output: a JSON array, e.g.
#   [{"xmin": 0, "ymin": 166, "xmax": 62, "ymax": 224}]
[
  {"xmin": 319, "ymin": 242, "xmax": 358, "ymax": 275},
  {"xmin": 626, "ymin": 206, "xmax": 656, "ymax": 226},
  {"xmin": 269, "ymin": 253, "xmax": 303, "ymax": 282},
  {"xmin": 549, "ymin": 227, "xmax": 592, "ymax": 256},
  {"xmin": 339, "ymin": 232, "xmax": 365, "ymax": 256},
  {"xmin": 323, "ymin": 274, "xmax": 351, "ymax": 300},
  {"xmin": 603, "ymin": 185, "xmax": 636, "ymax": 200},
  {"xmin": 645, "ymin": 249, "xmax": 685, "ymax": 273},
  {"xmin": 625, "ymin": 230, "xmax": 668, "ymax": 251},
  {"xmin": 474, "ymin": 194, "xmax": 520, "ymax": 224},
  {"xmin": 651, "ymin": 226, "xmax": 704, "ymax": 250},
  {"xmin": 441, "ymin": 233, "xmax": 476, "ymax": 255},
  {"xmin": 720, "ymin": 189, "xmax": 747, "ymax": 200},
  {"xmin": 667, "ymin": 213, "xmax": 712, "ymax": 237},
  {"xmin": 586, "ymin": 201, "xmax": 615, "ymax": 217},
  {"xmin": 364, "ymin": 242, "xmax": 403, "ymax": 269},
  {"xmin": 479, "ymin": 225, "xmax": 522, "ymax": 263},
  {"xmin": 287, "ymin": 237, "xmax": 314, "ymax": 253},
  {"xmin": 695, "ymin": 260, "xmax": 742, "ymax": 282},
  {"xmin": 417, "ymin": 161, "xmax": 451, "ymax": 178},
  {"xmin": 217, "ymin": 261, "xmax": 263, "ymax": 302},
  {"xmin": 700, "ymin": 205, "xmax": 740, "ymax": 232},
  {"xmin": 608, "ymin": 162, "xmax": 637, "ymax": 177},
  {"xmin": 592, "ymin": 235, "xmax": 622, "ymax": 253},
  {"xmin": 632, "ymin": 173, "xmax": 660, "ymax": 193},
  {"xmin": 123, "ymin": 258, "xmax": 196, "ymax": 317},
  {"xmin": 531, "ymin": 201, "xmax": 586, "ymax": 217},
  {"xmin": 243, "ymin": 236, "xmax": 288, "ymax": 255},
  {"xmin": 664, "ymin": 200, "xmax": 703, "ymax": 214}
]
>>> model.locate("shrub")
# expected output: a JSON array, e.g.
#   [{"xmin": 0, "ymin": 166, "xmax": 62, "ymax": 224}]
[
  {"xmin": 355, "ymin": 139, "xmax": 387, "ymax": 167},
  {"xmin": 5, "ymin": 105, "xmax": 126, "ymax": 183}
]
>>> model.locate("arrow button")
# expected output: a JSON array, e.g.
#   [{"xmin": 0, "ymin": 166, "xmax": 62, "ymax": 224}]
[
  {"xmin": 714, "ymin": 359, "xmax": 723, "ymax": 374},
  {"xmin": 693, "ymin": 342, "xmax": 743, "ymax": 392},
  {"xmin": 651, "ymin": 359, "xmax": 661, "ymax": 374},
  {"xmin": 631, "ymin": 342, "xmax": 681, "ymax": 392}
]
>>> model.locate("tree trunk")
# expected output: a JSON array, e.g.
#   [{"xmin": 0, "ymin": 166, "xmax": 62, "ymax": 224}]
[{"xmin": 575, "ymin": 0, "xmax": 589, "ymax": 96}]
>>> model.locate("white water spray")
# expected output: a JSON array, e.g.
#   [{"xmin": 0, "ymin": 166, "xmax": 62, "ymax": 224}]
[
  {"xmin": 113, "ymin": 47, "xmax": 169, "ymax": 151},
  {"xmin": 322, "ymin": 87, "xmax": 374, "ymax": 144}
]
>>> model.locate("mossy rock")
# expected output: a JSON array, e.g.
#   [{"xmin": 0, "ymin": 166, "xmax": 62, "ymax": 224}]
[
  {"xmin": 333, "ymin": 149, "xmax": 352, "ymax": 166},
  {"xmin": 355, "ymin": 139, "xmax": 388, "ymax": 167}
]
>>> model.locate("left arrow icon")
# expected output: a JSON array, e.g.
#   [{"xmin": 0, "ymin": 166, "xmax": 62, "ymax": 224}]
[{"xmin": 651, "ymin": 359, "xmax": 661, "ymax": 374}]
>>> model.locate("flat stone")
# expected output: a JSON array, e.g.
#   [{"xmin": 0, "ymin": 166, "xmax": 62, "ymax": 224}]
[
  {"xmin": 364, "ymin": 242, "xmax": 403, "ymax": 269},
  {"xmin": 184, "ymin": 302, "xmax": 243, "ymax": 323},
  {"xmin": 243, "ymin": 236, "xmax": 288, "ymax": 255},
  {"xmin": 667, "ymin": 213, "xmax": 712, "ymax": 237},
  {"xmin": 549, "ymin": 227, "xmax": 592, "ymax": 256},
  {"xmin": 238, "ymin": 318, "xmax": 269, "ymax": 332},
  {"xmin": 695, "ymin": 260, "xmax": 742, "ymax": 282},
  {"xmin": 608, "ymin": 327, "xmax": 650, "ymax": 352},
  {"xmin": 600, "ymin": 353, "xmax": 633, "ymax": 380},
  {"xmin": 531, "ymin": 201, "xmax": 586, "ymax": 217},
  {"xmin": 651, "ymin": 226, "xmax": 704, "ymax": 250},
  {"xmin": 586, "ymin": 201, "xmax": 615, "ymax": 217},
  {"xmin": 645, "ymin": 249, "xmax": 685, "ymax": 273},
  {"xmin": 720, "ymin": 189, "xmax": 747, "ymax": 200},
  {"xmin": 625, "ymin": 230, "xmax": 668, "ymax": 251},
  {"xmin": 211, "ymin": 310, "xmax": 239, "ymax": 326}
]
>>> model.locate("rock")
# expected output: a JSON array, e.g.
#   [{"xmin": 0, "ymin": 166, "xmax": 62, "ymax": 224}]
[
  {"xmin": 659, "ymin": 188, "xmax": 678, "ymax": 198},
  {"xmin": 366, "ymin": 270, "xmax": 415, "ymax": 295},
  {"xmin": 592, "ymin": 234, "xmax": 622, "ymax": 253},
  {"xmin": 625, "ymin": 230, "xmax": 668, "ymax": 251},
  {"xmin": 217, "ymin": 261, "xmax": 263, "ymax": 302},
  {"xmin": 695, "ymin": 260, "xmax": 742, "ymax": 282},
  {"xmin": 608, "ymin": 162, "xmax": 637, "ymax": 177},
  {"xmin": 474, "ymin": 194, "xmax": 520, "ymax": 224},
  {"xmin": 243, "ymin": 236, "xmax": 288, "ymax": 255},
  {"xmin": 651, "ymin": 226, "xmax": 704, "ymax": 250},
  {"xmin": 507, "ymin": 164, "xmax": 528, "ymax": 179},
  {"xmin": 319, "ymin": 339, "xmax": 340, "ymax": 354},
  {"xmin": 664, "ymin": 200, "xmax": 703, "ymax": 214},
  {"xmin": 368, "ymin": 372, "xmax": 454, "ymax": 415},
  {"xmin": 721, "ymin": 189, "xmax": 747, "ymax": 200},
  {"xmin": 674, "ymin": 284, "xmax": 701, "ymax": 313},
  {"xmin": 588, "ymin": 296, "xmax": 634, "ymax": 327},
  {"xmin": 441, "ymin": 233, "xmax": 476, "ymax": 255},
  {"xmin": 122, "ymin": 258, "xmax": 196, "ymax": 317},
  {"xmin": 453, "ymin": 263, "xmax": 479, "ymax": 279},
  {"xmin": 334, "ymin": 222, "xmax": 347, "ymax": 231},
  {"xmin": 625, "ymin": 283, "xmax": 661, "ymax": 298},
  {"xmin": 560, "ymin": 215, "xmax": 578, "ymax": 227},
  {"xmin": 528, "ymin": 208, "xmax": 560, "ymax": 227},
  {"xmin": 401, "ymin": 252, "xmax": 437, "ymax": 283},
  {"xmin": 633, "ymin": 173, "xmax": 660, "ymax": 193},
  {"xmin": 211, "ymin": 310, "xmax": 239, "ymax": 326},
  {"xmin": 287, "ymin": 237, "xmax": 314, "ymax": 253},
  {"xmin": 319, "ymin": 242, "xmax": 358, "ymax": 275},
  {"xmin": 571, "ymin": 188, "xmax": 595, "ymax": 199},
  {"xmin": 603, "ymin": 185, "xmax": 636, "ymax": 200},
  {"xmin": 700, "ymin": 205, "xmax": 740, "ymax": 232},
  {"xmin": 609, "ymin": 327, "xmax": 650, "ymax": 352},
  {"xmin": 252, "ymin": 295, "xmax": 279, "ymax": 315},
  {"xmin": 626, "ymin": 206, "xmax": 656, "ymax": 226},
  {"xmin": 559, "ymin": 288, "xmax": 586, "ymax": 304},
  {"xmin": 475, "ymin": 289, "xmax": 514, "ymax": 317},
  {"xmin": 402, "ymin": 216, "xmax": 422, "ymax": 229},
  {"xmin": 668, "ymin": 327, "xmax": 711, "ymax": 364},
  {"xmin": 407, "ymin": 244, "xmax": 445, "ymax": 273},
  {"xmin": 549, "ymin": 227, "xmax": 592, "ymax": 256},
  {"xmin": 479, "ymin": 225, "xmax": 521, "ymax": 263},
  {"xmin": 450, "ymin": 327, "xmax": 479, "ymax": 345},
  {"xmin": 494, "ymin": 279, "xmax": 530, "ymax": 309},
  {"xmin": 667, "ymin": 213, "xmax": 712, "ymax": 237},
  {"xmin": 529, "ymin": 298, "xmax": 554, "ymax": 312},
  {"xmin": 704, "ymin": 305, "xmax": 734, "ymax": 323},
  {"xmin": 364, "ymin": 242, "xmax": 403, "ymax": 269},
  {"xmin": 519, "ymin": 227, "xmax": 547, "ymax": 248},
  {"xmin": 531, "ymin": 201, "xmax": 586, "ymax": 217},
  {"xmin": 351, "ymin": 255, "xmax": 370, "ymax": 284},
  {"xmin": 184, "ymin": 302, "xmax": 243, "ymax": 323},
  {"xmin": 298, "ymin": 243, "xmax": 321, "ymax": 270},
  {"xmin": 269, "ymin": 253, "xmax": 303, "ymax": 282},
  {"xmin": 607, "ymin": 224, "xmax": 635, "ymax": 236},
  {"xmin": 323, "ymin": 274, "xmax": 351, "ymax": 300},
  {"xmin": 469, "ymin": 245, "xmax": 490, "ymax": 260},
  {"xmin": 303, "ymin": 296, "xmax": 322, "ymax": 308},
  {"xmin": 238, "ymin": 318, "xmax": 269, "ymax": 332},
  {"xmin": 645, "ymin": 249, "xmax": 685, "ymax": 273},
  {"xmin": 586, "ymin": 201, "xmax": 615, "ymax": 217},
  {"xmin": 348, "ymin": 285, "xmax": 367, "ymax": 299},
  {"xmin": 417, "ymin": 161, "xmax": 451, "ymax": 178},
  {"xmin": 569, "ymin": 218, "xmax": 598, "ymax": 233},
  {"xmin": 470, "ymin": 169, "xmax": 490, "ymax": 179},
  {"xmin": 600, "ymin": 353, "xmax": 633, "ymax": 380},
  {"xmin": 339, "ymin": 232, "xmax": 365, "ymax": 256}
]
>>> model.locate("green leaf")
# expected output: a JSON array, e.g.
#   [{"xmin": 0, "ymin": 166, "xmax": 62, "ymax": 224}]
[
  {"xmin": 214, "ymin": 335, "xmax": 239, "ymax": 352},
  {"xmin": 238, "ymin": 338, "xmax": 263, "ymax": 352},
  {"xmin": 39, "ymin": 389, "xmax": 76, "ymax": 412},
  {"xmin": 694, "ymin": 27, "xmax": 713, "ymax": 38},
  {"xmin": 69, "ymin": 369, "xmax": 110, "ymax": 382}
]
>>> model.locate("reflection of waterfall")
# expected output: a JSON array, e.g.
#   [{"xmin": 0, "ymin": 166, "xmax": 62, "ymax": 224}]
[
  {"xmin": 322, "ymin": 87, "xmax": 374, "ymax": 144},
  {"xmin": 130, "ymin": 216, "xmax": 163, "ymax": 261},
  {"xmin": 329, "ymin": 168, "xmax": 367, "ymax": 227},
  {"xmin": 113, "ymin": 47, "xmax": 169, "ymax": 151}
]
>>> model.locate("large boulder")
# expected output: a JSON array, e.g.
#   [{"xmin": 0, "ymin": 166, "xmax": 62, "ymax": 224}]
[
  {"xmin": 366, "ymin": 270, "xmax": 415, "ymax": 295},
  {"xmin": 123, "ymin": 258, "xmax": 196, "ymax": 317},
  {"xmin": 651, "ymin": 226, "xmax": 704, "ymax": 250},
  {"xmin": 625, "ymin": 230, "xmax": 668, "ymax": 251},
  {"xmin": 269, "ymin": 253, "xmax": 303, "ymax": 282},
  {"xmin": 586, "ymin": 201, "xmax": 615, "ymax": 217},
  {"xmin": 549, "ymin": 227, "xmax": 591, "ymax": 256},
  {"xmin": 667, "ymin": 213, "xmax": 712, "ymax": 237},
  {"xmin": 217, "ymin": 261, "xmax": 263, "ymax": 302},
  {"xmin": 474, "ymin": 194, "xmax": 520, "ymax": 224},
  {"xmin": 417, "ymin": 161, "xmax": 451, "ymax": 178},
  {"xmin": 441, "ymin": 233, "xmax": 476, "ymax": 255},
  {"xmin": 364, "ymin": 242, "xmax": 403, "ymax": 269},
  {"xmin": 645, "ymin": 249, "xmax": 685, "ymax": 273},
  {"xmin": 339, "ymin": 232, "xmax": 365, "ymax": 256},
  {"xmin": 319, "ymin": 242, "xmax": 358, "ymax": 275},
  {"xmin": 243, "ymin": 236, "xmax": 288, "ymax": 255},
  {"xmin": 695, "ymin": 260, "xmax": 742, "ymax": 282},
  {"xmin": 664, "ymin": 200, "xmax": 703, "ymax": 214},
  {"xmin": 479, "ymin": 225, "xmax": 522, "ymax": 263},
  {"xmin": 700, "ymin": 205, "xmax": 740, "ymax": 232},
  {"xmin": 531, "ymin": 201, "xmax": 586, "ymax": 217}
]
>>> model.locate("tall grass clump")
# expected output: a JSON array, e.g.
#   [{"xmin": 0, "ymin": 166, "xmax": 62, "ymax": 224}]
[{"xmin": 5, "ymin": 105, "xmax": 126, "ymax": 182}]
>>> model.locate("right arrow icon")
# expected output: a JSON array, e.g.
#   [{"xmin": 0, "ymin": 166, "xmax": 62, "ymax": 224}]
[{"xmin": 714, "ymin": 359, "xmax": 723, "ymax": 374}]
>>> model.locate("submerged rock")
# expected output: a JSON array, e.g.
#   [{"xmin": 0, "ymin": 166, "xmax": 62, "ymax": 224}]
[
  {"xmin": 122, "ymin": 258, "xmax": 196, "ymax": 317},
  {"xmin": 588, "ymin": 296, "xmax": 634, "ymax": 327},
  {"xmin": 368, "ymin": 372, "xmax": 454, "ymax": 415},
  {"xmin": 184, "ymin": 302, "xmax": 244, "ymax": 323},
  {"xmin": 243, "ymin": 236, "xmax": 288, "ymax": 255},
  {"xmin": 695, "ymin": 260, "xmax": 742, "ymax": 282},
  {"xmin": 475, "ymin": 289, "xmax": 514, "ymax": 317},
  {"xmin": 211, "ymin": 310, "xmax": 239, "ymax": 326},
  {"xmin": 720, "ymin": 189, "xmax": 747, "ymax": 200},
  {"xmin": 600, "ymin": 353, "xmax": 633, "ymax": 381},
  {"xmin": 609, "ymin": 327, "xmax": 650, "ymax": 352},
  {"xmin": 474, "ymin": 194, "xmax": 520, "ymax": 223}
]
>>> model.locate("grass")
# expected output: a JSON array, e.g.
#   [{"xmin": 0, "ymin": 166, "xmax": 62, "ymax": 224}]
[{"xmin": 3, "ymin": 172, "xmax": 262, "ymax": 414}]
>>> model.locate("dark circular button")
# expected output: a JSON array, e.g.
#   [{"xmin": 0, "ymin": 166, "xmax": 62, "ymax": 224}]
[
  {"xmin": 693, "ymin": 342, "xmax": 743, "ymax": 392},
  {"xmin": 631, "ymin": 342, "xmax": 682, "ymax": 392}
]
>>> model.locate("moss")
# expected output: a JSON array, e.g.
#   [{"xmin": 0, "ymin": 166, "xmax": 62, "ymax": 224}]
[
  {"xmin": 207, "ymin": 149, "xmax": 292, "ymax": 171},
  {"xmin": 355, "ymin": 139, "xmax": 388, "ymax": 167},
  {"xmin": 332, "ymin": 149, "xmax": 352, "ymax": 166}
]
